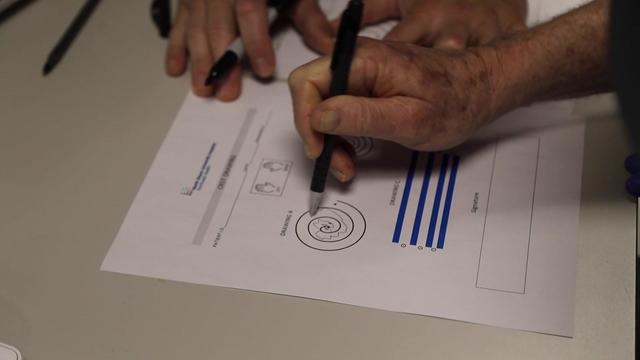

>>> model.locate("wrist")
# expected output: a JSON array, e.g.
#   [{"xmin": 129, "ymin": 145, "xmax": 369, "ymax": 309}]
[
  {"xmin": 472, "ymin": 0, "xmax": 610, "ymax": 117},
  {"xmin": 465, "ymin": 42, "xmax": 530, "ymax": 124}
]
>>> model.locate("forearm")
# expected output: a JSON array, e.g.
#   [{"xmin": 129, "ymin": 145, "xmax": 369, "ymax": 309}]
[{"xmin": 484, "ymin": 0, "xmax": 610, "ymax": 115}]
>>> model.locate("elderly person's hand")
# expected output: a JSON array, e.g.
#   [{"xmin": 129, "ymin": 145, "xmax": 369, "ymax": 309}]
[
  {"xmin": 289, "ymin": 0, "xmax": 609, "ymax": 182},
  {"xmin": 166, "ymin": 0, "xmax": 334, "ymax": 100},
  {"xmin": 289, "ymin": 38, "xmax": 501, "ymax": 181}
]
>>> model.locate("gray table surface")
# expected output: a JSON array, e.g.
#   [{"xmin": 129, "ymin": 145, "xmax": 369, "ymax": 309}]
[{"xmin": 0, "ymin": 1, "xmax": 635, "ymax": 359}]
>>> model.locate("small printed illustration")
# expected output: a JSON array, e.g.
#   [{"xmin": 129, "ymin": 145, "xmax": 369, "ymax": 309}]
[
  {"xmin": 254, "ymin": 181, "xmax": 278, "ymax": 194},
  {"xmin": 344, "ymin": 136, "xmax": 375, "ymax": 158},
  {"xmin": 262, "ymin": 160, "xmax": 288, "ymax": 172},
  {"xmin": 250, "ymin": 158, "xmax": 293, "ymax": 197},
  {"xmin": 295, "ymin": 201, "xmax": 366, "ymax": 251}
]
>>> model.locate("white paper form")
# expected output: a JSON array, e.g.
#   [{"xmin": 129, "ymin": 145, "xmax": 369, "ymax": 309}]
[
  {"xmin": 527, "ymin": 0, "xmax": 592, "ymax": 26},
  {"xmin": 103, "ymin": 79, "xmax": 583, "ymax": 337}
]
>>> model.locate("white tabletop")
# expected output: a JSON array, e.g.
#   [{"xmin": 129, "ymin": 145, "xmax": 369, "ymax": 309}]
[{"xmin": 0, "ymin": 1, "xmax": 635, "ymax": 359}]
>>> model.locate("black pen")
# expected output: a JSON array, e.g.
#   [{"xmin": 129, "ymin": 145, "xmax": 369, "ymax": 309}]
[
  {"xmin": 151, "ymin": 0, "xmax": 171, "ymax": 38},
  {"xmin": 309, "ymin": 0, "xmax": 363, "ymax": 215},
  {"xmin": 42, "ymin": 0, "xmax": 101, "ymax": 76},
  {"xmin": 0, "ymin": 0, "xmax": 35, "ymax": 26},
  {"xmin": 204, "ymin": 0, "xmax": 287, "ymax": 86}
]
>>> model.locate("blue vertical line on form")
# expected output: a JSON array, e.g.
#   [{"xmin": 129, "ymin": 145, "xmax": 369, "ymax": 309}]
[
  {"xmin": 409, "ymin": 153, "xmax": 435, "ymax": 245},
  {"xmin": 437, "ymin": 156, "xmax": 460, "ymax": 249},
  {"xmin": 392, "ymin": 151, "xmax": 419, "ymax": 243},
  {"xmin": 426, "ymin": 154, "xmax": 449, "ymax": 248}
]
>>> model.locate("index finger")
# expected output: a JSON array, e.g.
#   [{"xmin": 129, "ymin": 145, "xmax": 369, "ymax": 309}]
[
  {"xmin": 288, "ymin": 56, "xmax": 331, "ymax": 159},
  {"xmin": 235, "ymin": 0, "xmax": 276, "ymax": 77},
  {"xmin": 206, "ymin": 0, "xmax": 242, "ymax": 101},
  {"xmin": 288, "ymin": 39, "xmax": 381, "ymax": 157}
]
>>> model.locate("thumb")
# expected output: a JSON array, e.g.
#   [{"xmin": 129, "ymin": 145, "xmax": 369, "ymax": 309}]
[
  {"xmin": 311, "ymin": 95, "xmax": 423, "ymax": 146},
  {"xmin": 432, "ymin": 23, "xmax": 469, "ymax": 50}
]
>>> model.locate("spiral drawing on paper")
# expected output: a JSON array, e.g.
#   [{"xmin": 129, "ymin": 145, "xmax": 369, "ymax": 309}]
[
  {"xmin": 295, "ymin": 201, "xmax": 366, "ymax": 251},
  {"xmin": 344, "ymin": 136, "xmax": 375, "ymax": 158}
]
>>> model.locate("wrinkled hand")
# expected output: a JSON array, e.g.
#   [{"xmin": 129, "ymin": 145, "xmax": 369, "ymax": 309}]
[
  {"xmin": 166, "ymin": 0, "xmax": 334, "ymax": 100},
  {"xmin": 289, "ymin": 38, "xmax": 504, "ymax": 182},
  {"xmin": 347, "ymin": 0, "xmax": 527, "ymax": 49}
]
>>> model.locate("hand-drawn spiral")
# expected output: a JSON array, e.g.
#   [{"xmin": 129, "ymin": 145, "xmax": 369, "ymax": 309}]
[
  {"xmin": 295, "ymin": 201, "xmax": 366, "ymax": 251},
  {"xmin": 344, "ymin": 136, "xmax": 375, "ymax": 158},
  {"xmin": 308, "ymin": 212, "xmax": 352, "ymax": 242}
]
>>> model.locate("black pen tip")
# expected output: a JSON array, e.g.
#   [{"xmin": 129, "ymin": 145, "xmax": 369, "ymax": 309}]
[
  {"xmin": 204, "ymin": 51, "xmax": 238, "ymax": 86},
  {"xmin": 204, "ymin": 74, "xmax": 217, "ymax": 86},
  {"xmin": 42, "ymin": 62, "xmax": 54, "ymax": 76}
]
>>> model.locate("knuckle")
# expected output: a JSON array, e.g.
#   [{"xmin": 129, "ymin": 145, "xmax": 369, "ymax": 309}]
[
  {"xmin": 353, "ymin": 101, "xmax": 383, "ymax": 135},
  {"xmin": 439, "ymin": 37, "xmax": 465, "ymax": 50},
  {"xmin": 206, "ymin": 22, "xmax": 234, "ymax": 37},
  {"xmin": 351, "ymin": 101, "xmax": 371, "ymax": 134},
  {"xmin": 287, "ymin": 67, "xmax": 304, "ymax": 88},
  {"xmin": 187, "ymin": 28, "xmax": 208, "ymax": 43}
]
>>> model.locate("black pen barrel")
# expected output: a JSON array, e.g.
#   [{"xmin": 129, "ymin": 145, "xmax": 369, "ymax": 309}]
[
  {"xmin": 58, "ymin": 0, "xmax": 101, "ymax": 50},
  {"xmin": 309, "ymin": 0, "xmax": 363, "ymax": 195},
  {"xmin": 310, "ymin": 135, "xmax": 336, "ymax": 193},
  {"xmin": 43, "ymin": 0, "xmax": 101, "ymax": 74}
]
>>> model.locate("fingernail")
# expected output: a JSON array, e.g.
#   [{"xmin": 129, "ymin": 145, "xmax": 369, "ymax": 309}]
[
  {"xmin": 255, "ymin": 57, "xmax": 272, "ymax": 77},
  {"xmin": 304, "ymin": 143, "xmax": 315, "ymax": 159},
  {"xmin": 168, "ymin": 59, "xmax": 181, "ymax": 73},
  {"xmin": 318, "ymin": 111, "xmax": 339, "ymax": 132},
  {"xmin": 331, "ymin": 168, "xmax": 348, "ymax": 182}
]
